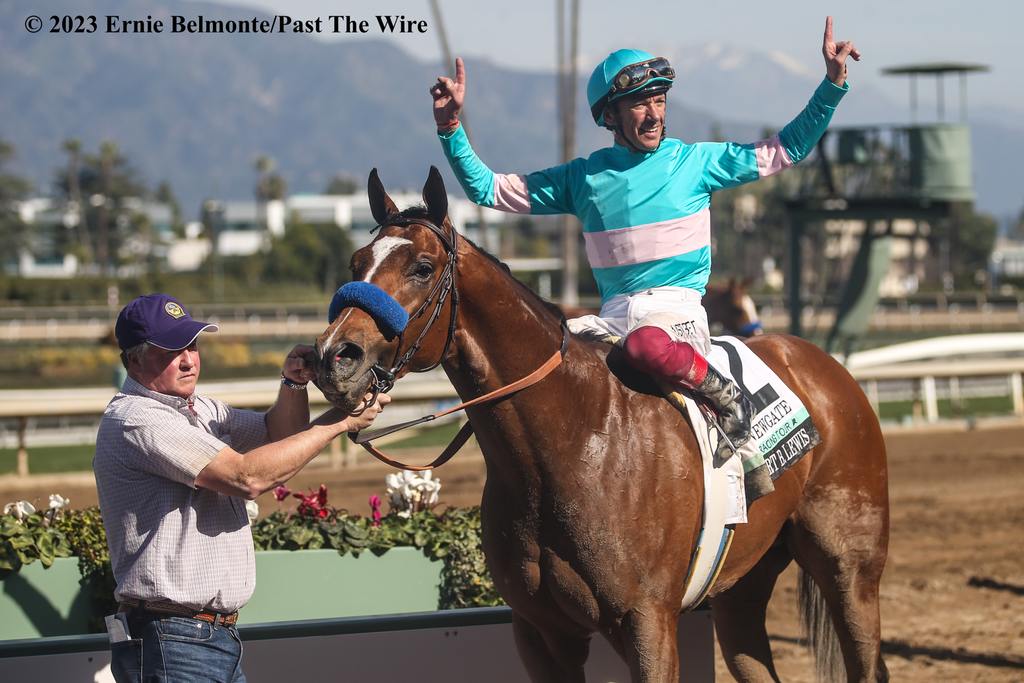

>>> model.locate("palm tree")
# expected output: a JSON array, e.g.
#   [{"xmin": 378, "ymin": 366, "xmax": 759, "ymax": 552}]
[{"xmin": 62, "ymin": 138, "xmax": 94, "ymax": 263}]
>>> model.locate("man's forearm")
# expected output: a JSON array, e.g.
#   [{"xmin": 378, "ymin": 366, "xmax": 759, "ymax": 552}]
[
  {"xmin": 197, "ymin": 409, "xmax": 351, "ymax": 499},
  {"xmin": 265, "ymin": 384, "xmax": 310, "ymax": 441}
]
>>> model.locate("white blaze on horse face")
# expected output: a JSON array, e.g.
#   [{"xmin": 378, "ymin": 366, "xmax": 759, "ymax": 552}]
[
  {"xmin": 319, "ymin": 309, "xmax": 353, "ymax": 359},
  {"xmin": 363, "ymin": 236, "xmax": 413, "ymax": 284}
]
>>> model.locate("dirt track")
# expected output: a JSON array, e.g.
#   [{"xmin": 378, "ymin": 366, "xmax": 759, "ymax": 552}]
[{"xmin": 3, "ymin": 425, "xmax": 1023, "ymax": 681}]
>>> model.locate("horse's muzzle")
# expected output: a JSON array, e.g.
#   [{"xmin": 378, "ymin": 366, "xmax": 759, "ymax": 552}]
[{"xmin": 315, "ymin": 341, "xmax": 375, "ymax": 410}]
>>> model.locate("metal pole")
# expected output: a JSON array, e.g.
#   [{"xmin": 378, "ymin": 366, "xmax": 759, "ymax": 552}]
[
  {"xmin": 16, "ymin": 416, "xmax": 28, "ymax": 477},
  {"xmin": 558, "ymin": 0, "xmax": 581, "ymax": 306},
  {"xmin": 910, "ymin": 74, "xmax": 918, "ymax": 123},
  {"xmin": 959, "ymin": 70, "xmax": 968, "ymax": 122},
  {"xmin": 787, "ymin": 219, "xmax": 804, "ymax": 337}
]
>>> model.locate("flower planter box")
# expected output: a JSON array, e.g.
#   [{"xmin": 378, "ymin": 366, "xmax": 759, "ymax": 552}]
[
  {"xmin": 0, "ymin": 548, "xmax": 442, "ymax": 641},
  {"xmin": 242, "ymin": 547, "xmax": 442, "ymax": 624},
  {"xmin": 0, "ymin": 557, "xmax": 92, "ymax": 641}
]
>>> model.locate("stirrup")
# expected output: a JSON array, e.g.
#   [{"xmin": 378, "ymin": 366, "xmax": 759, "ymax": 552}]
[{"xmin": 698, "ymin": 402, "xmax": 741, "ymax": 462}]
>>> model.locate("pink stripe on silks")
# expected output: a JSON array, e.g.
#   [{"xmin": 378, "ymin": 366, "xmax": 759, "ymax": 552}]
[
  {"xmin": 493, "ymin": 174, "xmax": 531, "ymax": 213},
  {"xmin": 755, "ymin": 135, "xmax": 794, "ymax": 177},
  {"xmin": 583, "ymin": 209, "xmax": 711, "ymax": 269}
]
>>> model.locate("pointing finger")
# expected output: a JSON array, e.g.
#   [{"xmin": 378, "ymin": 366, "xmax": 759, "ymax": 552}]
[
  {"xmin": 824, "ymin": 16, "xmax": 834, "ymax": 44},
  {"xmin": 455, "ymin": 57, "xmax": 465, "ymax": 86}
]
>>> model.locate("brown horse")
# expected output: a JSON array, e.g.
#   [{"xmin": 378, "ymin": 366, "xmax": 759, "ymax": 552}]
[
  {"xmin": 314, "ymin": 168, "xmax": 889, "ymax": 682},
  {"xmin": 703, "ymin": 278, "xmax": 764, "ymax": 338}
]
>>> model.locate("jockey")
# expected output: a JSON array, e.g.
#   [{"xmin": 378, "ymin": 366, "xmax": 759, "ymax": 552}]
[{"xmin": 430, "ymin": 17, "xmax": 859, "ymax": 498}]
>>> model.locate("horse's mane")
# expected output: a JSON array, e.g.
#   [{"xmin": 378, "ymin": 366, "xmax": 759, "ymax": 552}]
[{"xmin": 385, "ymin": 205, "xmax": 567, "ymax": 324}]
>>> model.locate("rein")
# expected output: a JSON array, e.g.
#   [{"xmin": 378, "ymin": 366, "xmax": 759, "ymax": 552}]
[{"xmin": 347, "ymin": 215, "xmax": 570, "ymax": 471}]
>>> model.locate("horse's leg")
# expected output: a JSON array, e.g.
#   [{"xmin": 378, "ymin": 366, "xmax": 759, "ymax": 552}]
[
  {"xmin": 787, "ymin": 494, "xmax": 889, "ymax": 682},
  {"xmin": 511, "ymin": 613, "xmax": 590, "ymax": 683},
  {"xmin": 617, "ymin": 605, "xmax": 680, "ymax": 682},
  {"xmin": 710, "ymin": 540, "xmax": 792, "ymax": 682}
]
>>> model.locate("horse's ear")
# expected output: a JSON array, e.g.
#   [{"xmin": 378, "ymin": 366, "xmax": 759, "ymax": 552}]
[
  {"xmin": 422, "ymin": 166, "xmax": 448, "ymax": 227},
  {"xmin": 368, "ymin": 168, "xmax": 399, "ymax": 226}
]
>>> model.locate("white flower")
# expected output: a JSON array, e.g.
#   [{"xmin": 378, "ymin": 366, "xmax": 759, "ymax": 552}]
[
  {"xmin": 3, "ymin": 500, "xmax": 36, "ymax": 521},
  {"xmin": 384, "ymin": 470, "xmax": 442, "ymax": 516},
  {"xmin": 245, "ymin": 500, "xmax": 259, "ymax": 524},
  {"xmin": 48, "ymin": 494, "xmax": 70, "ymax": 511}
]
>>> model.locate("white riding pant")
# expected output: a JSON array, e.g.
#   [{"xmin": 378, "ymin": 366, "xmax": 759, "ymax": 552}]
[{"xmin": 566, "ymin": 287, "xmax": 711, "ymax": 356}]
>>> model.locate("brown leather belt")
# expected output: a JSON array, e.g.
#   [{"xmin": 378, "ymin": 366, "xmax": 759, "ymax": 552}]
[{"xmin": 119, "ymin": 599, "xmax": 239, "ymax": 626}]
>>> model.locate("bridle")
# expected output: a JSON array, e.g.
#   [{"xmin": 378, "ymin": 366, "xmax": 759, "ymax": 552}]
[
  {"xmin": 341, "ymin": 214, "xmax": 569, "ymax": 471},
  {"xmin": 348, "ymin": 215, "xmax": 460, "ymax": 416}
]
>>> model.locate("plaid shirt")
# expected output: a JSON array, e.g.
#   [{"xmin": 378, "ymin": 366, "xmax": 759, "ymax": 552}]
[{"xmin": 93, "ymin": 377, "xmax": 269, "ymax": 613}]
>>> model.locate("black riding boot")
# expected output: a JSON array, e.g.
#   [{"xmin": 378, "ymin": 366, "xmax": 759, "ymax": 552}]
[{"xmin": 694, "ymin": 364, "xmax": 754, "ymax": 460}]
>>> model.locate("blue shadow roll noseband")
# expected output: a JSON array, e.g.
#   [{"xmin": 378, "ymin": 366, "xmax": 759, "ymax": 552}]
[{"xmin": 329, "ymin": 282, "xmax": 409, "ymax": 340}]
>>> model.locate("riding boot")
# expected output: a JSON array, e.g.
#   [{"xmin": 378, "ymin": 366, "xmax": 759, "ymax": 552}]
[{"xmin": 693, "ymin": 364, "xmax": 755, "ymax": 460}]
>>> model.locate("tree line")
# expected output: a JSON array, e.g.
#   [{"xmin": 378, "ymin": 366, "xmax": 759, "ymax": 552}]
[{"xmin": 0, "ymin": 140, "xmax": 359, "ymax": 304}]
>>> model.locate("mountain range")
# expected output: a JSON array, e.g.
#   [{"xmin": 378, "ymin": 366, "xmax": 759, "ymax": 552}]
[{"xmin": 2, "ymin": 0, "xmax": 1020, "ymax": 222}]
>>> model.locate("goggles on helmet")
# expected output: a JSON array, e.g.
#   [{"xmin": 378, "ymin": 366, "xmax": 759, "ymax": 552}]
[
  {"xmin": 609, "ymin": 57, "xmax": 675, "ymax": 97},
  {"xmin": 590, "ymin": 57, "xmax": 675, "ymax": 125}
]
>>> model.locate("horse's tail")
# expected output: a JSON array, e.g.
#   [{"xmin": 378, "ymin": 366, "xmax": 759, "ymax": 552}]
[{"xmin": 798, "ymin": 568, "xmax": 845, "ymax": 682}]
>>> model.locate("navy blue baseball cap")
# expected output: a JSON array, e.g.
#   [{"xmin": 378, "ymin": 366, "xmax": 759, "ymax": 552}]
[{"xmin": 115, "ymin": 294, "xmax": 218, "ymax": 351}]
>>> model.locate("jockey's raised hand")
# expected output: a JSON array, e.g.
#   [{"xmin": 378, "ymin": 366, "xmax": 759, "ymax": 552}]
[
  {"xmin": 823, "ymin": 16, "xmax": 860, "ymax": 87},
  {"xmin": 431, "ymin": 57, "xmax": 466, "ymax": 131}
]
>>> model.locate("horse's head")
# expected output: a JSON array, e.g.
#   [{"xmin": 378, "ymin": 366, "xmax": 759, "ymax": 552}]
[
  {"xmin": 703, "ymin": 277, "xmax": 763, "ymax": 338},
  {"xmin": 314, "ymin": 166, "xmax": 459, "ymax": 412}
]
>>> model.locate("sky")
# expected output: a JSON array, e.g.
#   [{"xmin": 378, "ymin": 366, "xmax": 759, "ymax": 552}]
[{"xmin": 209, "ymin": 0, "xmax": 1020, "ymax": 118}]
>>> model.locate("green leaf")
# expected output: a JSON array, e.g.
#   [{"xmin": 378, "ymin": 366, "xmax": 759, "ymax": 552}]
[
  {"xmin": 0, "ymin": 519, "xmax": 23, "ymax": 537},
  {"xmin": 8, "ymin": 535, "xmax": 33, "ymax": 551},
  {"xmin": 343, "ymin": 522, "xmax": 368, "ymax": 540},
  {"xmin": 286, "ymin": 526, "xmax": 316, "ymax": 547}
]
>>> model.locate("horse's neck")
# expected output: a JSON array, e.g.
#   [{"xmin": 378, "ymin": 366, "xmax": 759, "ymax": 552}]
[{"xmin": 444, "ymin": 247, "xmax": 567, "ymax": 395}]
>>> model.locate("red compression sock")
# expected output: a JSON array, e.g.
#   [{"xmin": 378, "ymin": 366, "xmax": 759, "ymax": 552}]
[{"xmin": 623, "ymin": 326, "xmax": 708, "ymax": 387}]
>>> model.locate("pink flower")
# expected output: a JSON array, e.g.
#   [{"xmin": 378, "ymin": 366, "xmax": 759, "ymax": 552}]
[
  {"xmin": 293, "ymin": 484, "xmax": 332, "ymax": 519},
  {"xmin": 369, "ymin": 495, "xmax": 382, "ymax": 526},
  {"xmin": 273, "ymin": 485, "xmax": 291, "ymax": 502}
]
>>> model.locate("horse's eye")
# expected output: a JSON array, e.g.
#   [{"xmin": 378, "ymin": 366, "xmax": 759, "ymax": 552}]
[{"xmin": 412, "ymin": 261, "xmax": 434, "ymax": 279}]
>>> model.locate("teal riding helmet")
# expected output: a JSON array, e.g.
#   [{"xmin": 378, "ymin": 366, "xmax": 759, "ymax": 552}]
[{"xmin": 587, "ymin": 49, "xmax": 676, "ymax": 127}]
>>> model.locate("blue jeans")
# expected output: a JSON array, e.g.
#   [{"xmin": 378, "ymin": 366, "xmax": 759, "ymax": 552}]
[{"xmin": 110, "ymin": 610, "xmax": 246, "ymax": 682}]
